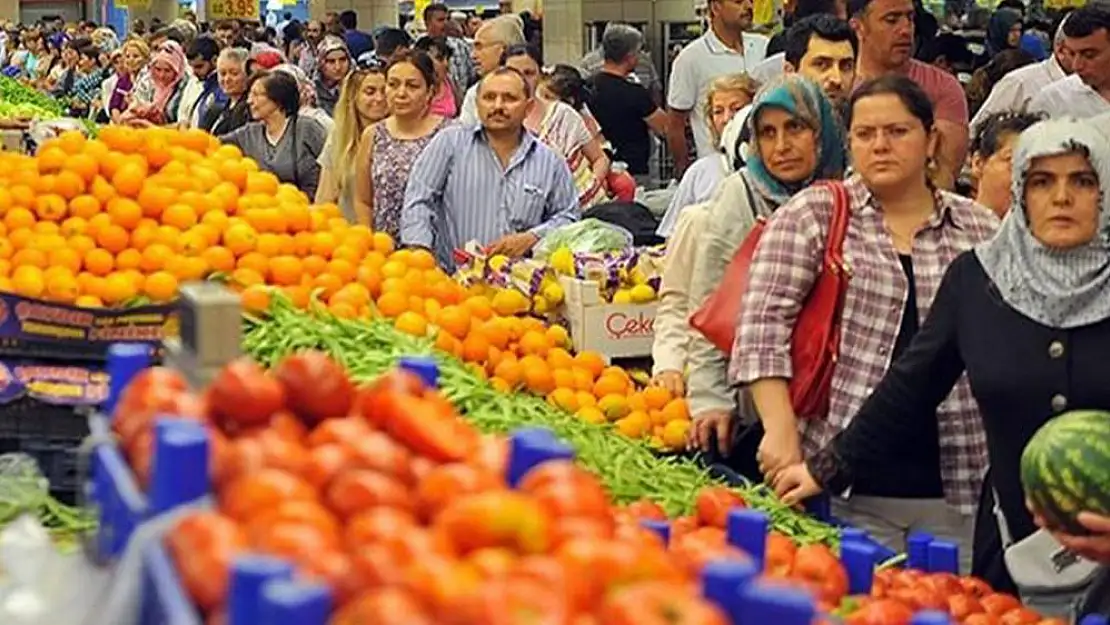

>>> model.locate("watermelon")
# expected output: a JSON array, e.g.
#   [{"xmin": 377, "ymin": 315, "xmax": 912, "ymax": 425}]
[{"xmin": 1020, "ymin": 409, "xmax": 1110, "ymax": 535}]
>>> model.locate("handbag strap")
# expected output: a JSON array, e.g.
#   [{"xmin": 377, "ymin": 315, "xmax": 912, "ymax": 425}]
[{"xmin": 816, "ymin": 180, "xmax": 851, "ymax": 267}]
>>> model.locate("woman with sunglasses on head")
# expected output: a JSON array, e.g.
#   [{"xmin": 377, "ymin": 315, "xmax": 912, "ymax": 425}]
[
  {"xmin": 353, "ymin": 51, "xmax": 450, "ymax": 237},
  {"xmin": 502, "ymin": 44, "xmax": 610, "ymax": 210},
  {"xmin": 220, "ymin": 71, "xmax": 328, "ymax": 199},
  {"xmin": 317, "ymin": 67, "xmax": 390, "ymax": 221},
  {"xmin": 735, "ymin": 76, "xmax": 1001, "ymax": 566}
]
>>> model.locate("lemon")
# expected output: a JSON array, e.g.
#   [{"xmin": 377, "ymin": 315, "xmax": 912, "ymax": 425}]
[
  {"xmin": 488, "ymin": 254, "xmax": 511, "ymax": 271},
  {"xmin": 615, "ymin": 411, "xmax": 651, "ymax": 438},
  {"xmin": 629, "ymin": 268, "xmax": 648, "ymax": 285},
  {"xmin": 542, "ymin": 281, "xmax": 565, "ymax": 305},
  {"xmin": 612, "ymin": 289, "xmax": 633, "ymax": 304},
  {"xmin": 492, "ymin": 288, "xmax": 530, "ymax": 316},
  {"xmin": 532, "ymin": 294, "xmax": 551, "ymax": 314},
  {"xmin": 549, "ymin": 247, "xmax": 574, "ymax": 275},
  {"xmin": 629, "ymin": 283, "xmax": 656, "ymax": 303}
]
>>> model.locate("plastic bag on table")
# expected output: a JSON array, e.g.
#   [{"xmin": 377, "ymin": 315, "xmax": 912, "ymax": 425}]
[{"xmin": 532, "ymin": 219, "xmax": 633, "ymax": 260}]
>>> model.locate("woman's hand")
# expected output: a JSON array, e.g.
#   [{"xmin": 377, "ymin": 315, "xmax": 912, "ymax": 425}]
[
  {"xmin": 771, "ymin": 462, "xmax": 823, "ymax": 506},
  {"xmin": 757, "ymin": 425, "xmax": 802, "ymax": 481},
  {"xmin": 651, "ymin": 370, "xmax": 685, "ymax": 397},
  {"xmin": 687, "ymin": 409, "xmax": 735, "ymax": 454},
  {"xmin": 1030, "ymin": 501, "xmax": 1110, "ymax": 565}
]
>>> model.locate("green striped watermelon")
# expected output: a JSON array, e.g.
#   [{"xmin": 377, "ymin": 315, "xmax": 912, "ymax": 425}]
[{"xmin": 1020, "ymin": 409, "xmax": 1110, "ymax": 535}]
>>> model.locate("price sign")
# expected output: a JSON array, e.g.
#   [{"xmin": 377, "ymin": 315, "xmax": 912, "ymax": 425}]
[{"xmin": 208, "ymin": 0, "xmax": 259, "ymax": 21}]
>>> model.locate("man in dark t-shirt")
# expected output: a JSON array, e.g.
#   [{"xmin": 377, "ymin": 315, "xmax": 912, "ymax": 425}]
[{"xmin": 586, "ymin": 23, "xmax": 668, "ymax": 177}]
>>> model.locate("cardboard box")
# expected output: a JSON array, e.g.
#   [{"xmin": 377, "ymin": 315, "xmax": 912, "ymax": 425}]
[{"xmin": 559, "ymin": 276, "xmax": 657, "ymax": 361}]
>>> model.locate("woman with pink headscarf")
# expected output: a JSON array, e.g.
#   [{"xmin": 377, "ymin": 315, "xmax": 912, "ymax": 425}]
[{"xmin": 120, "ymin": 40, "xmax": 188, "ymax": 127}]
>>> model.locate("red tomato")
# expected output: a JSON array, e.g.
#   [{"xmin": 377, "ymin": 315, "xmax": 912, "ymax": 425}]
[
  {"xmin": 965, "ymin": 614, "xmax": 1003, "ymax": 625},
  {"xmin": 245, "ymin": 500, "xmax": 342, "ymax": 545},
  {"xmin": 347, "ymin": 431, "xmax": 415, "ymax": 483},
  {"xmin": 467, "ymin": 434, "xmax": 509, "ymax": 477},
  {"xmin": 513, "ymin": 555, "xmax": 595, "ymax": 614},
  {"xmin": 1000, "ymin": 608, "xmax": 1044, "ymax": 625},
  {"xmin": 297, "ymin": 550, "xmax": 363, "ymax": 606},
  {"xmin": 1035, "ymin": 619, "xmax": 1069, "ymax": 625},
  {"xmin": 218, "ymin": 468, "xmax": 317, "ymax": 522},
  {"xmin": 670, "ymin": 515, "xmax": 700, "ymax": 541},
  {"xmin": 269, "ymin": 410, "xmax": 308, "ymax": 442},
  {"xmin": 612, "ymin": 519, "xmax": 666, "ymax": 549},
  {"xmin": 377, "ymin": 393, "xmax": 478, "ymax": 462},
  {"xmin": 888, "ymin": 586, "xmax": 946, "ymax": 611},
  {"xmin": 599, "ymin": 581, "xmax": 729, "ymax": 625},
  {"xmin": 208, "ymin": 358, "xmax": 286, "ymax": 427},
  {"xmin": 301, "ymin": 443, "xmax": 355, "ymax": 491},
  {"xmin": 326, "ymin": 469, "xmax": 413, "ymax": 519},
  {"xmin": 960, "ymin": 576, "xmax": 994, "ymax": 598},
  {"xmin": 981, "ymin": 593, "xmax": 1023, "ymax": 616},
  {"xmin": 446, "ymin": 576, "xmax": 572, "ymax": 625},
  {"xmin": 694, "ymin": 487, "xmax": 746, "ymax": 528},
  {"xmin": 517, "ymin": 461, "xmax": 598, "ymax": 494},
  {"xmin": 401, "ymin": 555, "xmax": 484, "ymax": 615},
  {"xmin": 113, "ymin": 367, "xmax": 190, "ymax": 421},
  {"xmin": 116, "ymin": 388, "xmax": 207, "ymax": 449},
  {"xmin": 435, "ymin": 491, "xmax": 552, "ymax": 555},
  {"xmin": 253, "ymin": 429, "xmax": 310, "ymax": 475},
  {"xmin": 250, "ymin": 519, "xmax": 342, "ymax": 561},
  {"xmin": 349, "ymin": 543, "xmax": 410, "ymax": 587},
  {"xmin": 416, "ymin": 463, "xmax": 503, "ymax": 520},
  {"xmin": 948, "ymin": 594, "xmax": 985, "ymax": 620},
  {"xmin": 466, "ymin": 547, "xmax": 518, "ymax": 579},
  {"xmin": 922, "ymin": 572, "xmax": 965, "ymax": 596},
  {"xmin": 306, "ymin": 417, "xmax": 373, "ymax": 447},
  {"xmin": 274, "ymin": 351, "xmax": 355, "ymax": 424},
  {"xmin": 165, "ymin": 511, "xmax": 246, "ymax": 613},
  {"xmin": 843, "ymin": 599, "xmax": 915, "ymax": 625},
  {"xmin": 344, "ymin": 507, "xmax": 419, "ymax": 549},
  {"xmin": 356, "ymin": 370, "xmax": 427, "ymax": 427},
  {"xmin": 551, "ymin": 517, "xmax": 617, "ymax": 545},
  {"xmin": 764, "ymin": 532, "xmax": 797, "ymax": 577},
  {"xmin": 531, "ymin": 479, "xmax": 612, "ymax": 521},
  {"xmin": 790, "ymin": 544, "xmax": 849, "ymax": 604},
  {"xmin": 211, "ymin": 437, "xmax": 267, "ymax": 488},
  {"xmin": 331, "ymin": 588, "xmax": 434, "ymax": 625},
  {"xmin": 623, "ymin": 499, "xmax": 667, "ymax": 521}
]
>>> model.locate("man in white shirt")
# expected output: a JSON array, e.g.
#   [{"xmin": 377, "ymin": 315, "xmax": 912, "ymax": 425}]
[
  {"xmin": 1028, "ymin": 7, "xmax": 1110, "ymax": 120},
  {"xmin": 666, "ymin": 0, "xmax": 770, "ymax": 176},
  {"xmin": 970, "ymin": 15, "xmax": 1074, "ymax": 131},
  {"xmin": 459, "ymin": 15, "xmax": 526, "ymax": 125}
]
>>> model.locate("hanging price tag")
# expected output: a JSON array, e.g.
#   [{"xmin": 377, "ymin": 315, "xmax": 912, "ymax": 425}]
[{"xmin": 208, "ymin": 0, "xmax": 260, "ymax": 21}]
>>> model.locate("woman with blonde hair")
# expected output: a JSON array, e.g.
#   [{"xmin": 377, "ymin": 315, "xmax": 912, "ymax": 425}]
[
  {"xmin": 106, "ymin": 38, "xmax": 150, "ymax": 122},
  {"xmin": 316, "ymin": 66, "xmax": 390, "ymax": 220},
  {"xmin": 656, "ymin": 72, "xmax": 760, "ymax": 238}
]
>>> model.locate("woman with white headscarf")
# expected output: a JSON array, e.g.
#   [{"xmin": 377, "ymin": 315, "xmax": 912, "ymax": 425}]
[
  {"xmin": 772, "ymin": 117, "xmax": 1110, "ymax": 614},
  {"xmin": 273, "ymin": 63, "xmax": 334, "ymax": 133}
]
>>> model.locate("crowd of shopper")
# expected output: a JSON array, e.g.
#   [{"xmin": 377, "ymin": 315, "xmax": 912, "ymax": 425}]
[{"xmin": 3, "ymin": 0, "xmax": 1110, "ymax": 617}]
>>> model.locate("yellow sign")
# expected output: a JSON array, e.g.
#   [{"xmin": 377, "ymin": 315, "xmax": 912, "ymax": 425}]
[
  {"xmin": 414, "ymin": 0, "xmax": 430, "ymax": 23},
  {"xmin": 208, "ymin": 0, "xmax": 260, "ymax": 21}
]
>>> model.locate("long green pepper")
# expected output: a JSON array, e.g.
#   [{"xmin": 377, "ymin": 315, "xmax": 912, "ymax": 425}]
[{"xmin": 242, "ymin": 297, "xmax": 841, "ymax": 547}]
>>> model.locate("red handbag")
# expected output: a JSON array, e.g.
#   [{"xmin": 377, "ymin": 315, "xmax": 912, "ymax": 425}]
[{"xmin": 688, "ymin": 180, "xmax": 852, "ymax": 420}]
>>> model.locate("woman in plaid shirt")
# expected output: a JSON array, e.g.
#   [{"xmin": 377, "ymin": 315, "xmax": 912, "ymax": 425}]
[{"xmin": 733, "ymin": 76, "xmax": 1001, "ymax": 566}]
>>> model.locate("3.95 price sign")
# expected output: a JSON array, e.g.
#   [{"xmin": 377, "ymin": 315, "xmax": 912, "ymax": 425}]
[{"xmin": 208, "ymin": 0, "xmax": 260, "ymax": 20}]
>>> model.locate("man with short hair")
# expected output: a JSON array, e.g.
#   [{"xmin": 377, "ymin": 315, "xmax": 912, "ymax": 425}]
[
  {"xmin": 368, "ymin": 27, "xmax": 412, "ymax": 66},
  {"xmin": 314, "ymin": 35, "xmax": 351, "ymax": 116},
  {"xmin": 402, "ymin": 68, "xmax": 579, "ymax": 270},
  {"xmin": 178, "ymin": 36, "xmax": 224, "ymax": 129},
  {"xmin": 756, "ymin": 0, "xmax": 845, "ymax": 80},
  {"xmin": 339, "ymin": 10, "xmax": 374, "ymax": 59},
  {"xmin": 850, "ymin": 0, "xmax": 967, "ymax": 189},
  {"xmin": 971, "ymin": 15, "xmax": 1074, "ymax": 132},
  {"xmin": 1028, "ymin": 7, "xmax": 1110, "ymax": 119},
  {"xmin": 578, "ymin": 24, "xmax": 662, "ymax": 104},
  {"xmin": 459, "ymin": 14, "xmax": 526, "ymax": 124},
  {"xmin": 587, "ymin": 24, "xmax": 669, "ymax": 182},
  {"xmin": 781, "ymin": 14, "xmax": 858, "ymax": 105},
  {"xmin": 214, "ymin": 20, "xmax": 237, "ymax": 48},
  {"xmin": 423, "ymin": 3, "xmax": 477, "ymax": 92},
  {"xmin": 667, "ymin": 0, "xmax": 770, "ymax": 176}
]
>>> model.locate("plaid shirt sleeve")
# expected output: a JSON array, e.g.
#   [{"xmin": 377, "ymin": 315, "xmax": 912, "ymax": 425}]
[
  {"xmin": 731, "ymin": 184, "xmax": 829, "ymax": 383},
  {"xmin": 447, "ymin": 37, "xmax": 476, "ymax": 91}
]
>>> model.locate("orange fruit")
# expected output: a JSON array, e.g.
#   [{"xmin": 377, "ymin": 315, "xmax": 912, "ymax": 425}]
[
  {"xmin": 376, "ymin": 292, "xmax": 408, "ymax": 318},
  {"xmin": 69, "ymin": 194, "xmax": 102, "ymax": 220},
  {"xmin": 492, "ymin": 358, "xmax": 523, "ymax": 388},
  {"xmin": 268, "ymin": 256, "xmax": 303, "ymax": 286},
  {"xmin": 48, "ymin": 248, "xmax": 82, "ymax": 274},
  {"xmin": 67, "ymin": 234, "xmax": 96, "ymax": 256},
  {"xmin": 115, "ymin": 249, "xmax": 142, "ymax": 271},
  {"xmin": 523, "ymin": 361, "xmax": 556, "ymax": 396},
  {"xmin": 178, "ymin": 229, "xmax": 209, "ymax": 256},
  {"xmin": 574, "ymin": 351, "xmax": 606, "ymax": 379},
  {"xmin": 548, "ymin": 388, "xmax": 578, "ymax": 412},
  {"xmin": 75, "ymin": 295, "xmax": 104, "ymax": 308},
  {"xmin": 11, "ymin": 266, "xmax": 45, "ymax": 298},
  {"xmin": 547, "ymin": 347, "xmax": 574, "ymax": 370},
  {"xmin": 34, "ymin": 195, "xmax": 68, "ymax": 222},
  {"xmin": 464, "ymin": 296, "xmax": 494, "ymax": 321},
  {"xmin": 162, "ymin": 203, "xmax": 198, "ymax": 230},
  {"xmin": 435, "ymin": 305, "xmax": 472, "ymax": 339},
  {"xmin": 240, "ymin": 284, "xmax": 272, "ymax": 314},
  {"xmin": 8, "ymin": 228, "xmax": 33, "ymax": 251},
  {"xmin": 434, "ymin": 331, "xmax": 463, "ymax": 357},
  {"xmin": 139, "ymin": 243, "xmax": 174, "ymax": 273},
  {"xmin": 310, "ymin": 232, "xmax": 337, "ymax": 258},
  {"xmin": 407, "ymin": 249, "xmax": 437, "ymax": 270},
  {"xmin": 84, "ymin": 248, "xmax": 115, "ymax": 277},
  {"xmin": 325, "ymin": 258, "xmax": 356, "ymax": 283},
  {"xmin": 112, "ymin": 163, "xmax": 147, "ymax": 198},
  {"xmin": 107, "ymin": 197, "xmax": 143, "ymax": 229},
  {"xmin": 53, "ymin": 170, "xmax": 87, "ymax": 200},
  {"xmin": 394, "ymin": 311, "xmax": 428, "ymax": 337},
  {"xmin": 143, "ymin": 271, "xmax": 179, "ymax": 302},
  {"xmin": 65, "ymin": 153, "xmax": 99, "ymax": 183},
  {"xmin": 59, "ymin": 216, "xmax": 88, "ymax": 237},
  {"xmin": 137, "ymin": 183, "xmax": 175, "ymax": 218},
  {"xmin": 593, "ymin": 375, "xmax": 629, "ymax": 399},
  {"xmin": 96, "ymin": 224, "xmax": 130, "ymax": 254},
  {"xmin": 329, "ymin": 301, "xmax": 358, "ymax": 319},
  {"xmin": 301, "ymin": 255, "xmax": 327, "ymax": 277},
  {"xmin": 44, "ymin": 271, "xmax": 79, "ymax": 303},
  {"xmin": 461, "ymin": 333, "xmax": 491, "ymax": 364},
  {"xmin": 12, "ymin": 248, "xmax": 47, "ymax": 269},
  {"xmin": 254, "ymin": 233, "xmax": 283, "ymax": 257},
  {"xmin": 236, "ymin": 252, "xmax": 270, "ymax": 277},
  {"xmin": 101, "ymin": 272, "xmax": 138, "ymax": 305},
  {"xmin": 312, "ymin": 272, "xmax": 342, "ymax": 299},
  {"xmin": 37, "ymin": 147, "xmax": 68, "ymax": 173},
  {"xmin": 546, "ymin": 325, "xmax": 571, "ymax": 348},
  {"xmin": 643, "ymin": 387, "xmax": 673, "ymax": 411},
  {"xmin": 201, "ymin": 246, "xmax": 236, "ymax": 273},
  {"xmin": 223, "ymin": 224, "xmax": 257, "ymax": 256},
  {"xmin": 518, "ymin": 331, "xmax": 550, "ymax": 357},
  {"xmin": 231, "ymin": 267, "xmax": 265, "ymax": 289},
  {"xmin": 245, "ymin": 171, "xmax": 280, "ymax": 195},
  {"xmin": 661, "ymin": 399, "xmax": 690, "ymax": 423},
  {"xmin": 330, "ymin": 283, "xmax": 371, "ymax": 308},
  {"xmin": 283, "ymin": 284, "xmax": 312, "ymax": 309}
]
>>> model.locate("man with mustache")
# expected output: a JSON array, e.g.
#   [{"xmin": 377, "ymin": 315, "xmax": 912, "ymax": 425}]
[
  {"xmin": 401, "ymin": 68, "xmax": 579, "ymax": 270},
  {"xmin": 850, "ymin": 0, "xmax": 967, "ymax": 190}
]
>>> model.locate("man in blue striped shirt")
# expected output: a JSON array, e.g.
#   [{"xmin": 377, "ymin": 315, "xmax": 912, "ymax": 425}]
[{"xmin": 401, "ymin": 67, "xmax": 580, "ymax": 270}]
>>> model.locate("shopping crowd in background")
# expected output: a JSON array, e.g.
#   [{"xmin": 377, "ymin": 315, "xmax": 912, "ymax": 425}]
[{"xmin": 2, "ymin": 0, "xmax": 1110, "ymax": 617}]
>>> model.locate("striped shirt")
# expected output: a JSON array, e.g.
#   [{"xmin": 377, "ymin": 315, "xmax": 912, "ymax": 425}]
[
  {"xmin": 731, "ymin": 176, "xmax": 1000, "ymax": 512},
  {"xmin": 401, "ymin": 124, "xmax": 580, "ymax": 270},
  {"xmin": 1028, "ymin": 74, "xmax": 1110, "ymax": 120}
]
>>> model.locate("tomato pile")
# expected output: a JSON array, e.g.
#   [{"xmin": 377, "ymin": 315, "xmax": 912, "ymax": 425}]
[{"xmin": 108, "ymin": 350, "xmax": 1052, "ymax": 625}]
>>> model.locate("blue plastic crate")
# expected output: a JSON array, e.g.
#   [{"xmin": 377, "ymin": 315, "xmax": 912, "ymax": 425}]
[{"xmin": 87, "ymin": 413, "xmax": 149, "ymax": 562}]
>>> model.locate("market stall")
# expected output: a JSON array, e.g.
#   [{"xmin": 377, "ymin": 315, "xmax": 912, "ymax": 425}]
[{"xmin": 0, "ymin": 122, "xmax": 1105, "ymax": 625}]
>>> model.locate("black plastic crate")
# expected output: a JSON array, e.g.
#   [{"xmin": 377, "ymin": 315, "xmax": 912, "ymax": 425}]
[{"xmin": 0, "ymin": 396, "xmax": 90, "ymax": 505}]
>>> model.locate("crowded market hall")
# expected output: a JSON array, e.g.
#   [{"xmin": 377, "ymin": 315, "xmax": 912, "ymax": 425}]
[{"xmin": 0, "ymin": 0, "xmax": 1109, "ymax": 621}]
